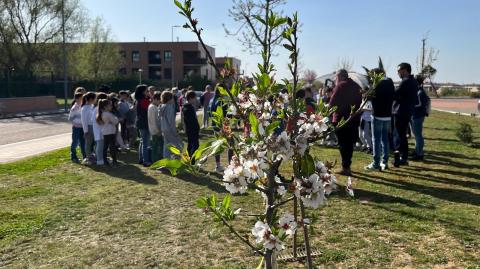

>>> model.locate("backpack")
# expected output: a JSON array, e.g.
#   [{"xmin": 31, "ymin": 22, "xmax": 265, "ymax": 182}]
[{"xmin": 420, "ymin": 88, "xmax": 431, "ymax": 117}]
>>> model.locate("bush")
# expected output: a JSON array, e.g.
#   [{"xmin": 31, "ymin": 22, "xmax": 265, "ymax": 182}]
[
  {"xmin": 440, "ymin": 87, "xmax": 470, "ymax": 97},
  {"xmin": 469, "ymin": 91, "xmax": 480, "ymax": 99},
  {"xmin": 456, "ymin": 123, "xmax": 474, "ymax": 144}
]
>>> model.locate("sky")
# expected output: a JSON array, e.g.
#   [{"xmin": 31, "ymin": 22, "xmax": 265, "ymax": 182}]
[{"xmin": 81, "ymin": 0, "xmax": 480, "ymax": 84}]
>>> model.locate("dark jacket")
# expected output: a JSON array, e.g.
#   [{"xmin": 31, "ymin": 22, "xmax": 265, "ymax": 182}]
[
  {"xmin": 136, "ymin": 97, "xmax": 150, "ymax": 129},
  {"xmin": 183, "ymin": 103, "xmax": 200, "ymax": 138},
  {"xmin": 413, "ymin": 86, "xmax": 430, "ymax": 118},
  {"xmin": 371, "ymin": 78, "xmax": 395, "ymax": 118},
  {"xmin": 329, "ymin": 78, "xmax": 362, "ymax": 124},
  {"xmin": 392, "ymin": 75, "xmax": 418, "ymax": 117}
]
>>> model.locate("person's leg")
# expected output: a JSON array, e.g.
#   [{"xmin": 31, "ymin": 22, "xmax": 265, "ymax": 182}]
[
  {"xmin": 158, "ymin": 135, "xmax": 164, "ymax": 160},
  {"xmin": 371, "ymin": 119, "xmax": 382, "ymax": 167},
  {"xmin": 364, "ymin": 120, "xmax": 373, "ymax": 151},
  {"xmin": 411, "ymin": 117, "xmax": 425, "ymax": 157},
  {"xmin": 109, "ymin": 135, "xmax": 117, "ymax": 163},
  {"xmin": 141, "ymin": 129, "xmax": 151, "ymax": 164},
  {"xmin": 399, "ymin": 117, "xmax": 410, "ymax": 161},
  {"xmin": 96, "ymin": 139, "xmax": 104, "ymax": 165},
  {"xmin": 77, "ymin": 128, "xmax": 86, "ymax": 159},
  {"xmin": 381, "ymin": 120, "xmax": 391, "ymax": 165},
  {"xmin": 103, "ymin": 136, "xmax": 109, "ymax": 164},
  {"xmin": 358, "ymin": 119, "xmax": 366, "ymax": 149},
  {"xmin": 71, "ymin": 127, "xmax": 79, "ymax": 161},
  {"xmin": 151, "ymin": 135, "xmax": 159, "ymax": 163},
  {"xmin": 346, "ymin": 121, "xmax": 359, "ymax": 168},
  {"xmin": 394, "ymin": 116, "xmax": 409, "ymax": 163},
  {"xmin": 335, "ymin": 127, "xmax": 349, "ymax": 169}
]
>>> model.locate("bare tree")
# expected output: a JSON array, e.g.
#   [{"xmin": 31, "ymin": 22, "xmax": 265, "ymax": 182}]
[
  {"xmin": 223, "ymin": 0, "xmax": 287, "ymax": 73},
  {"xmin": 302, "ymin": 69, "xmax": 317, "ymax": 85},
  {"xmin": 417, "ymin": 33, "xmax": 440, "ymax": 96},
  {"xmin": 72, "ymin": 17, "xmax": 122, "ymax": 89},
  {"xmin": 335, "ymin": 57, "xmax": 354, "ymax": 71},
  {"xmin": 0, "ymin": 0, "xmax": 87, "ymax": 76}
]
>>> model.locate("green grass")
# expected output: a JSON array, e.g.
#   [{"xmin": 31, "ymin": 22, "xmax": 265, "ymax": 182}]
[
  {"xmin": 0, "ymin": 111, "xmax": 479, "ymax": 268},
  {"xmin": 56, "ymin": 98, "xmax": 73, "ymax": 109}
]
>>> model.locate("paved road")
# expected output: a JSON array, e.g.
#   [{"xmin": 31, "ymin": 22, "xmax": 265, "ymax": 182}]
[
  {"xmin": 431, "ymin": 98, "xmax": 479, "ymax": 115},
  {"xmin": 0, "ymin": 111, "xmax": 202, "ymax": 163}
]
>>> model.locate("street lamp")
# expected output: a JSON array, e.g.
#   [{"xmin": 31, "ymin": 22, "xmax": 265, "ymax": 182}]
[
  {"xmin": 138, "ymin": 69, "xmax": 143, "ymax": 84},
  {"xmin": 61, "ymin": 0, "xmax": 68, "ymax": 112},
  {"xmin": 171, "ymin": 25, "xmax": 181, "ymax": 88}
]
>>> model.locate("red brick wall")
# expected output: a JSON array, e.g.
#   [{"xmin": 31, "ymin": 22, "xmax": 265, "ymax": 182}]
[{"xmin": 0, "ymin": 96, "xmax": 57, "ymax": 114}]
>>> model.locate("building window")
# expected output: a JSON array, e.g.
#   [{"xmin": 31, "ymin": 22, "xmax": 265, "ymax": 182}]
[
  {"xmin": 119, "ymin": 51, "xmax": 126, "ymax": 58},
  {"xmin": 132, "ymin": 51, "xmax": 140, "ymax": 62},
  {"xmin": 148, "ymin": 51, "xmax": 161, "ymax": 64},
  {"xmin": 164, "ymin": 68, "xmax": 172, "ymax": 80},
  {"xmin": 164, "ymin": 51, "xmax": 172, "ymax": 62},
  {"xmin": 149, "ymin": 67, "xmax": 162, "ymax": 80}
]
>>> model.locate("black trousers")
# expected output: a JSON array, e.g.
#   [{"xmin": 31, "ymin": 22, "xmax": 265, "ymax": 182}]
[
  {"xmin": 187, "ymin": 135, "xmax": 200, "ymax": 164},
  {"xmin": 393, "ymin": 115, "xmax": 410, "ymax": 160},
  {"xmin": 103, "ymin": 134, "xmax": 117, "ymax": 163},
  {"xmin": 335, "ymin": 120, "xmax": 360, "ymax": 169}
]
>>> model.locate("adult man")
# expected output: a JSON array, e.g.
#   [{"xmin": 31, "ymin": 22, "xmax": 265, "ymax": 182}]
[
  {"xmin": 329, "ymin": 69, "xmax": 362, "ymax": 176},
  {"xmin": 365, "ymin": 68, "xmax": 395, "ymax": 171},
  {"xmin": 411, "ymin": 75, "xmax": 430, "ymax": 161},
  {"xmin": 200, "ymin": 85, "xmax": 214, "ymax": 128},
  {"xmin": 392, "ymin": 63, "xmax": 418, "ymax": 167}
]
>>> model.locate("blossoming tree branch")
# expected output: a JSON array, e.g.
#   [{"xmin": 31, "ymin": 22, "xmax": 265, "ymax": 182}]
[{"xmin": 153, "ymin": 0, "xmax": 379, "ymax": 268}]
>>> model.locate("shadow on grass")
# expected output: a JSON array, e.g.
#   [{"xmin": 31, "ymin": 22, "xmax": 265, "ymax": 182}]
[
  {"xmin": 91, "ymin": 163, "xmax": 158, "ymax": 185},
  {"xmin": 427, "ymin": 150, "xmax": 480, "ymax": 161},
  {"xmin": 175, "ymin": 173, "xmax": 227, "ymax": 193},
  {"xmin": 424, "ymin": 137, "xmax": 458, "ymax": 143},
  {"xmin": 422, "ymin": 154, "xmax": 480, "ymax": 170},
  {"xmin": 351, "ymin": 188, "xmax": 430, "ymax": 208},
  {"xmin": 354, "ymin": 171, "xmax": 480, "ymax": 206},
  {"xmin": 386, "ymin": 168, "xmax": 480, "ymax": 190}
]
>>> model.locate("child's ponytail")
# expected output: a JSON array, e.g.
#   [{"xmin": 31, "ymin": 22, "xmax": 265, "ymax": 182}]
[{"xmin": 96, "ymin": 99, "xmax": 109, "ymax": 124}]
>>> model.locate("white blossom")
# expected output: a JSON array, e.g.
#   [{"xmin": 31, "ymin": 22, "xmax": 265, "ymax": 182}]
[
  {"xmin": 223, "ymin": 164, "xmax": 248, "ymax": 194},
  {"xmin": 346, "ymin": 177, "xmax": 354, "ymax": 197},
  {"xmin": 278, "ymin": 213, "xmax": 297, "ymax": 236},
  {"xmin": 251, "ymin": 221, "xmax": 284, "ymax": 251}
]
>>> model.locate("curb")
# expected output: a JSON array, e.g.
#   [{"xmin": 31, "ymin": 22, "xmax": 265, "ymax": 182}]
[
  {"xmin": 432, "ymin": 108, "xmax": 479, "ymax": 118},
  {"xmin": 0, "ymin": 110, "xmax": 68, "ymax": 120}
]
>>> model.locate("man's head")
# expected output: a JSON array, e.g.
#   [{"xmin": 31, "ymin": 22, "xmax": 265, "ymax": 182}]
[
  {"xmin": 335, "ymin": 69, "xmax": 349, "ymax": 83},
  {"xmin": 161, "ymin": 90, "xmax": 174, "ymax": 104},
  {"xmin": 152, "ymin": 91, "xmax": 162, "ymax": 106},
  {"xmin": 186, "ymin": 90, "xmax": 197, "ymax": 105},
  {"xmin": 397, "ymin": 63, "xmax": 412, "ymax": 79},
  {"xmin": 205, "ymin": 84, "xmax": 212, "ymax": 92},
  {"xmin": 119, "ymin": 90, "xmax": 130, "ymax": 101},
  {"xmin": 295, "ymin": 89, "xmax": 306, "ymax": 100},
  {"xmin": 181, "ymin": 88, "xmax": 188, "ymax": 96}
]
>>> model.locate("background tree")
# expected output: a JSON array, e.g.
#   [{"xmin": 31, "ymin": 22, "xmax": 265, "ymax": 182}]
[
  {"xmin": 0, "ymin": 0, "xmax": 87, "ymax": 77},
  {"xmin": 72, "ymin": 17, "xmax": 122, "ymax": 90},
  {"xmin": 302, "ymin": 69, "xmax": 317, "ymax": 85},
  {"xmin": 417, "ymin": 33, "xmax": 440, "ymax": 97},
  {"xmin": 335, "ymin": 57, "xmax": 354, "ymax": 71}
]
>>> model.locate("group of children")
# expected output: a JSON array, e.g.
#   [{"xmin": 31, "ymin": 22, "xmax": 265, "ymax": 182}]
[{"xmin": 68, "ymin": 85, "xmax": 203, "ymax": 168}]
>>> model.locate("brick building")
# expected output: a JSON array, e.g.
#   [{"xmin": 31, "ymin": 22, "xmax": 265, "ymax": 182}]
[{"xmin": 117, "ymin": 42, "xmax": 217, "ymax": 86}]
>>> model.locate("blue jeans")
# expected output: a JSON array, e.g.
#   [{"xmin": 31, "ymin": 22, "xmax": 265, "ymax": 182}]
[
  {"xmin": 71, "ymin": 127, "xmax": 86, "ymax": 160},
  {"xmin": 372, "ymin": 118, "xmax": 391, "ymax": 166},
  {"xmin": 411, "ymin": 116, "xmax": 425, "ymax": 156},
  {"xmin": 138, "ymin": 128, "xmax": 151, "ymax": 164}
]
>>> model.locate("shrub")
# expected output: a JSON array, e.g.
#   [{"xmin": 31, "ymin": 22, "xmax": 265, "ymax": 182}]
[
  {"xmin": 469, "ymin": 91, "xmax": 480, "ymax": 99},
  {"xmin": 440, "ymin": 87, "xmax": 470, "ymax": 97},
  {"xmin": 456, "ymin": 123, "xmax": 474, "ymax": 144}
]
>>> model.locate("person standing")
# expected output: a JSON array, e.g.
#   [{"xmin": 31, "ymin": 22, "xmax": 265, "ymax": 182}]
[
  {"xmin": 97, "ymin": 99, "xmax": 119, "ymax": 165},
  {"xmin": 159, "ymin": 91, "xmax": 183, "ymax": 159},
  {"xmin": 69, "ymin": 93, "xmax": 87, "ymax": 163},
  {"xmin": 183, "ymin": 91, "xmax": 200, "ymax": 163},
  {"xmin": 148, "ymin": 92, "xmax": 163, "ymax": 163},
  {"xmin": 365, "ymin": 68, "xmax": 395, "ymax": 171},
  {"xmin": 411, "ymin": 75, "xmax": 430, "ymax": 161},
  {"xmin": 81, "ymin": 92, "xmax": 96, "ymax": 165},
  {"xmin": 201, "ymin": 85, "xmax": 214, "ymax": 128},
  {"xmin": 392, "ymin": 63, "xmax": 418, "ymax": 167},
  {"xmin": 135, "ymin": 85, "xmax": 151, "ymax": 166},
  {"xmin": 329, "ymin": 69, "xmax": 362, "ymax": 176}
]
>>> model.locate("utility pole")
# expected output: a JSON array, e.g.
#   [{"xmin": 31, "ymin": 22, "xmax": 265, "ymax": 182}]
[
  {"xmin": 62, "ymin": 0, "xmax": 68, "ymax": 111},
  {"xmin": 421, "ymin": 37, "xmax": 426, "ymax": 71},
  {"xmin": 171, "ymin": 25, "xmax": 181, "ymax": 88}
]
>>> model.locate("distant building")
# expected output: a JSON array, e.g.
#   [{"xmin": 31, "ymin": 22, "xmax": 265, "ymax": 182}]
[
  {"xmin": 117, "ymin": 42, "xmax": 216, "ymax": 86},
  {"xmin": 215, "ymin": 57, "xmax": 242, "ymax": 79}
]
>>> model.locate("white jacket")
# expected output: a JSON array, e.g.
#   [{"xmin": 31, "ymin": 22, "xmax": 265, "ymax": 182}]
[
  {"xmin": 100, "ymin": 111, "xmax": 119, "ymax": 136},
  {"xmin": 92, "ymin": 107, "xmax": 103, "ymax": 141},
  {"xmin": 81, "ymin": 104, "xmax": 94, "ymax": 133},
  {"xmin": 148, "ymin": 104, "xmax": 161, "ymax": 136},
  {"xmin": 69, "ymin": 103, "xmax": 83, "ymax": 128}
]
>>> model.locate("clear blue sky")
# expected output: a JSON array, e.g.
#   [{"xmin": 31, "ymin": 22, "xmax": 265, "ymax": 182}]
[{"xmin": 81, "ymin": 0, "xmax": 480, "ymax": 84}]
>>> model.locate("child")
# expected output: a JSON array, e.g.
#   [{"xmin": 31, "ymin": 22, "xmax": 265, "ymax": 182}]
[
  {"xmin": 81, "ymin": 92, "xmax": 96, "ymax": 165},
  {"xmin": 69, "ymin": 93, "xmax": 86, "ymax": 163},
  {"xmin": 134, "ymin": 85, "xmax": 151, "ymax": 166},
  {"xmin": 109, "ymin": 95, "xmax": 128, "ymax": 150},
  {"xmin": 359, "ymin": 100, "xmax": 373, "ymax": 153},
  {"xmin": 125, "ymin": 95, "xmax": 137, "ymax": 148},
  {"xmin": 159, "ymin": 91, "xmax": 183, "ymax": 159},
  {"xmin": 118, "ymin": 91, "xmax": 131, "ymax": 146},
  {"xmin": 97, "ymin": 99, "xmax": 119, "ymax": 165},
  {"xmin": 182, "ymin": 91, "xmax": 200, "ymax": 163},
  {"xmin": 92, "ymin": 92, "xmax": 108, "ymax": 165},
  {"xmin": 148, "ymin": 91, "xmax": 164, "ymax": 162}
]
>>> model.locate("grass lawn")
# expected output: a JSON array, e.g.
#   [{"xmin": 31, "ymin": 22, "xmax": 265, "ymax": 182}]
[
  {"xmin": 56, "ymin": 98, "xmax": 74, "ymax": 109},
  {"xmin": 1, "ymin": 111, "xmax": 479, "ymax": 268}
]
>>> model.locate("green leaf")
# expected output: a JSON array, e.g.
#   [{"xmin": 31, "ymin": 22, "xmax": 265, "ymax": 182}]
[
  {"xmin": 173, "ymin": 0, "xmax": 184, "ymax": 11},
  {"xmin": 222, "ymin": 195, "xmax": 231, "ymax": 211},
  {"xmin": 196, "ymin": 197, "xmax": 208, "ymax": 208},
  {"xmin": 300, "ymin": 153, "xmax": 315, "ymax": 177},
  {"xmin": 218, "ymin": 86, "xmax": 229, "ymax": 96},
  {"xmin": 168, "ymin": 145, "xmax": 181, "ymax": 156},
  {"xmin": 249, "ymin": 112, "xmax": 259, "ymax": 137},
  {"xmin": 265, "ymin": 121, "xmax": 281, "ymax": 136},
  {"xmin": 253, "ymin": 15, "xmax": 266, "ymax": 25},
  {"xmin": 150, "ymin": 158, "xmax": 183, "ymax": 175}
]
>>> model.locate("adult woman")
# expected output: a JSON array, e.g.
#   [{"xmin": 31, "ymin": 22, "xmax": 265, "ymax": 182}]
[{"xmin": 134, "ymin": 85, "xmax": 151, "ymax": 166}]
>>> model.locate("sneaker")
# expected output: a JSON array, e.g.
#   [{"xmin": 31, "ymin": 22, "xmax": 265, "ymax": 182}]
[
  {"xmin": 335, "ymin": 167, "xmax": 352, "ymax": 176},
  {"xmin": 82, "ymin": 158, "xmax": 91, "ymax": 165},
  {"xmin": 96, "ymin": 160, "xmax": 105, "ymax": 166},
  {"xmin": 380, "ymin": 163, "xmax": 389, "ymax": 171},
  {"xmin": 364, "ymin": 163, "xmax": 380, "ymax": 171},
  {"xmin": 143, "ymin": 162, "xmax": 152, "ymax": 167},
  {"xmin": 215, "ymin": 165, "xmax": 225, "ymax": 173},
  {"xmin": 399, "ymin": 159, "xmax": 409, "ymax": 166},
  {"xmin": 72, "ymin": 158, "xmax": 80, "ymax": 164}
]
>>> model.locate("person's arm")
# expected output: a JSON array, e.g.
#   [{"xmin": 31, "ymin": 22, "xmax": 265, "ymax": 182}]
[
  {"xmin": 183, "ymin": 105, "xmax": 197, "ymax": 133},
  {"xmin": 68, "ymin": 107, "xmax": 75, "ymax": 122},
  {"xmin": 81, "ymin": 106, "xmax": 89, "ymax": 133},
  {"xmin": 110, "ymin": 112, "xmax": 119, "ymax": 125},
  {"xmin": 328, "ymin": 86, "xmax": 340, "ymax": 108}
]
